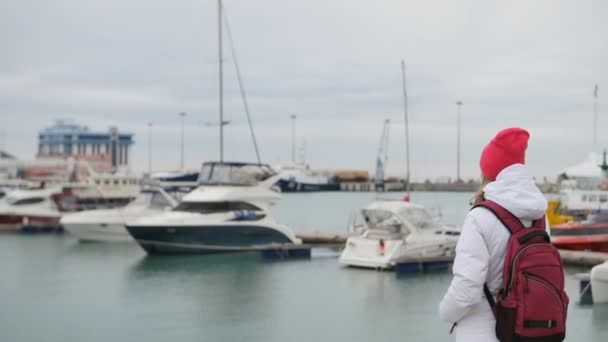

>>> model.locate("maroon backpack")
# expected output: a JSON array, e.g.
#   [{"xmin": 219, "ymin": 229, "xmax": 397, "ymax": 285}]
[{"xmin": 474, "ymin": 200, "xmax": 569, "ymax": 342}]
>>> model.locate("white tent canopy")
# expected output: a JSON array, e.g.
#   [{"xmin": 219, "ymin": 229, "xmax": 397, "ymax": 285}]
[{"xmin": 560, "ymin": 152, "xmax": 604, "ymax": 178}]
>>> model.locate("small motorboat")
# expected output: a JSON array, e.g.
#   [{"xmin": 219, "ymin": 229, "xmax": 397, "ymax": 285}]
[
  {"xmin": 590, "ymin": 261, "xmax": 608, "ymax": 303},
  {"xmin": 338, "ymin": 199, "xmax": 460, "ymax": 269},
  {"xmin": 551, "ymin": 212, "xmax": 608, "ymax": 252},
  {"xmin": 61, "ymin": 187, "xmax": 179, "ymax": 242},
  {"xmin": 125, "ymin": 162, "xmax": 301, "ymax": 254}
]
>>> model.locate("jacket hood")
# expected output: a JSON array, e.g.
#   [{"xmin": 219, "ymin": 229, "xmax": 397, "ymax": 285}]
[{"xmin": 483, "ymin": 164, "xmax": 547, "ymax": 221}]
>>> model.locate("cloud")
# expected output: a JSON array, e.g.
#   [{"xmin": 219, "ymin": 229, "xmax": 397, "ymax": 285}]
[{"xmin": 1, "ymin": 0, "xmax": 607, "ymax": 180}]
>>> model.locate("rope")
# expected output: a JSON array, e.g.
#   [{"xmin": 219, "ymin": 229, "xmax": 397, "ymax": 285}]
[{"xmin": 222, "ymin": 4, "xmax": 262, "ymax": 164}]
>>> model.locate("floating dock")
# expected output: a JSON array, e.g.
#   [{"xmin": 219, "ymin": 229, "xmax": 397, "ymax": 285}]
[
  {"xmin": 260, "ymin": 232, "xmax": 349, "ymax": 260},
  {"xmin": 558, "ymin": 250, "xmax": 608, "ymax": 266},
  {"xmin": 394, "ymin": 256, "xmax": 455, "ymax": 273},
  {"xmin": 295, "ymin": 231, "xmax": 348, "ymax": 245}
]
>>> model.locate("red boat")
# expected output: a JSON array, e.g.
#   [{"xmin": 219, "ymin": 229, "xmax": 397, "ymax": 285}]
[{"xmin": 551, "ymin": 214, "xmax": 608, "ymax": 252}]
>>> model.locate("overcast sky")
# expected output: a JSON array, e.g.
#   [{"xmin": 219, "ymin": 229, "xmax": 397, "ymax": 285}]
[{"xmin": 1, "ymin": 0, "xmax": 607, "ymax": 180}]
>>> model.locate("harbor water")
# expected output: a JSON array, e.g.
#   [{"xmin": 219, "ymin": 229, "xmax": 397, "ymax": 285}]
[{"xmin": 1, "ymin": 192, "xmax": 607, "ymax": 341}]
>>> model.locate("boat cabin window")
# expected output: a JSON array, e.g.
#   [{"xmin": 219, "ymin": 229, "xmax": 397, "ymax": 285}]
[
  {"xmin": 600, "ymin": 194, "xmax": 608, "ymax": 203},
  {"xmin": 54, "ymin": 195, "xmax": 80, "ymax": 212},
  {"xmin": 198, "ymin": 163, "xmax": 275, "ymax": 186},
  {"xmin": 589, "ymin": 195, "xmax": 598, "ymax": 202},
  {"xmin": 173, "ymin": 201, "xmax": 262, "ymax": 214},
  {"xmin": 581, "ymin": 194, "xmax": 587, "ymax": 202},
  {"xmin": 149, "ymin": 193, "xmax": 173, "ymax": 209},
  {"xmin": 10, "ymin": 197, "xmax": 46, "ymax": 206},
  {"xmin": 129, "ymin": 191, "xmax": 172, "ymax": 209}
]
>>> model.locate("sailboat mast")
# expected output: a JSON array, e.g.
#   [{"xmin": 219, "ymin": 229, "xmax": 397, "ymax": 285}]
[
  {"xmin": 218, "ymin": 0, "xmax": 224, "ymax": 162},
  {"xmin": 401, "ymin": 60, "xmax": 410, "ymax": 196}
]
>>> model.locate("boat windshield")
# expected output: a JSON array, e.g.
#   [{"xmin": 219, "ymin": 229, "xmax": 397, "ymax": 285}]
[
  {"xmin": 198, "ymin": 162, "xmax": 275, "ymax": 186},
  {"xmin": 129, "ymin": 191, "xmax": 174, "ymax": 210},
  {"xmin": 362, "ymin": 209, "xmax": 403, "ymax": 234},
  {"xmin": 397, "ymin": 207, "xmax": 437, "ymax": 229}
]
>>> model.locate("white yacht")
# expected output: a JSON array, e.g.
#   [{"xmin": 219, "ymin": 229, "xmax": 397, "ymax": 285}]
[
  {"xmin": 276, "ymin": 163, "xmax": 340, "ymax": 192},
  {"xmin": 61, "ymin": 187, "xmax": 178, "ymax": 242},
  {"xmin": 125, "ymin": 162, "xmax": 301, "ymax": 254},
  {"xmin": 338, "ymin": 199, "xmax": 460, "ymax": 269},
  {"xmin": 590, "ymin": 261, "xmax": 608, "ymax": 304},
  {"xmin": 0, "ymin": 187, "xmax": 79, "ymax": 231}
]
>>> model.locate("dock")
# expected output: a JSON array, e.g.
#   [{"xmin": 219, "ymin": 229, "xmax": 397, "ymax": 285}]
[
  {"xmin": 558, "ymin": 249, "xmax": 608, "ymax": 266},
  {"xmin": 294, "ymin": 231, "xmax": 349, "ymax": 245}
]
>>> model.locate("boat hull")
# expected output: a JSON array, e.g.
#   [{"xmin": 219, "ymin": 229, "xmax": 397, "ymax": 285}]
[
  {"xmin": 63, "ymin": 222, "xmax": 133, "ymax": 242},
  {"xmin": 0, "ymin": 214, "xmax": 62, "ymax": 232},
  {"xmin": 551, "ymin": 224, "xmax": 608, "ymax": 252},
  {"xmin": 591, "ymin": 262, "xmax": 608, "ymax": 304},
  {"xmin": 338, "ymin": 235, "xmax": 457, "ymax": 270},
  {"xmin": 125, "ymin": 224, "xmax": 296, "ymax": 254}
]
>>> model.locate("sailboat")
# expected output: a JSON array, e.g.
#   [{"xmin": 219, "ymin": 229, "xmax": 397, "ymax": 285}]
[
  {"xmin": 125, "ymin": 1, "xmax": 301, "ymax": 254},
  {"xmin": 338, "ymin": 61, "xmax": 460, "ymax": 269}
]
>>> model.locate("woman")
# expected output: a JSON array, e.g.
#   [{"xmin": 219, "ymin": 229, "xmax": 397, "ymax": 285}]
[{"xmin": 438, "ymin": 127, "xmax": 548, "ymax": 341}]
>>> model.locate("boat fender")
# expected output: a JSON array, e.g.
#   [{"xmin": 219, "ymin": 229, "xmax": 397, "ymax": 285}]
[{"xmin": 379, "ymin": 239, "xmax": 385, "ymax": 255}]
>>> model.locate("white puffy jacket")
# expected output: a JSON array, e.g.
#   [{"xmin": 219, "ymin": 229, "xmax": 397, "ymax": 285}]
[{"xmin": 438, "ymin": 164, "xmax": 548, "ymax": 342}]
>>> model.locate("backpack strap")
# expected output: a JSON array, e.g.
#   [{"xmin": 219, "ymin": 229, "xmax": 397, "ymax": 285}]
[
  {"xmin": 472, "ymin": 200, "xmax": 524, "ymax": 319},
  {"xmin": 533, "ymin": 216, "xmax": 546, "ymax": 231},
  {"xmin": 483, "ymin": 283, "xmax": 496, "ymax": 318},
  {"xmin": 472, "ymin": 200, "xmax": 526, "ymax": 235}
]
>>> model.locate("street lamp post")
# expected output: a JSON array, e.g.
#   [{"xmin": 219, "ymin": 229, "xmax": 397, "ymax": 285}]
[
  {"xmin": 456, "ymin": 101, "xmax": 463, "ymax": 182},
  {"xmin": 179, "ymin": 112, "xmax": 186, "ymax": 170},
  {"xmin": 147, "ymin": 122, "xmax": 153, "ymax": 175},
  {"xmin": 290, "ymin": 115, "xmax": 296, "ymax": 164},
  {"xmin": 594, "ymin": 84, "xmax": 599, "ymax": 150}
]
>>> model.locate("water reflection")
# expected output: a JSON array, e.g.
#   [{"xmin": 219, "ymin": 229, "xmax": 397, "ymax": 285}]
[
  {"xmin": 124, "ymin": 253, "xmax": 304, "ymax": 340},
  {"xmin": 592, "ymin": 304, "xmax": 608, "ymax": 329}
]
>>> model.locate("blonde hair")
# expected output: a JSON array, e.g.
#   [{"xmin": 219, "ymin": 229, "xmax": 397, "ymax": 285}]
[{"xmin": 471, "ymin": 175, "xmax": 493, "ymax": 206}]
